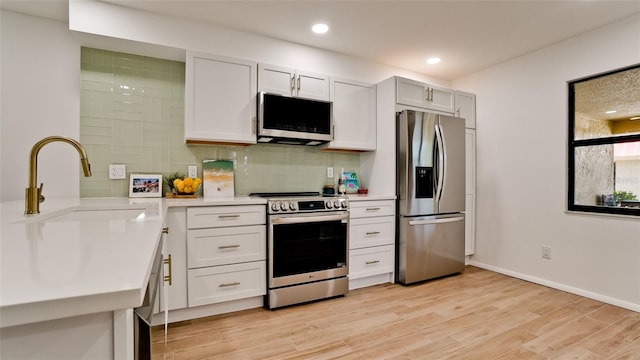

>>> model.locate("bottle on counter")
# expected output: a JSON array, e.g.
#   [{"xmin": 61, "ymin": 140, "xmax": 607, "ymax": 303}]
[{"xmin": 338, "ymin": 168, "xmax": 346, "ymax": 195}]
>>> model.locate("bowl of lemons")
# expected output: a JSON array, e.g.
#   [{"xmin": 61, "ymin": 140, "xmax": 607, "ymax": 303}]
[{"xmin": 166, "ymin": 172, "xmax": 202, "ymax": 197}]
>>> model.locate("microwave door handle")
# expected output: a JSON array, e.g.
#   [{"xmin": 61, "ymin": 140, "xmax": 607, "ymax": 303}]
[{"xmin": 271, "ymin": 213, "xmax": 347, "ymax": 224}]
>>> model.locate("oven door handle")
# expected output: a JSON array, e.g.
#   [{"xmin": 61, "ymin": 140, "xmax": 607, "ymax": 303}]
[{"xmin": 271, "ymin": 213, "xmax": 348, "ymax": 224}]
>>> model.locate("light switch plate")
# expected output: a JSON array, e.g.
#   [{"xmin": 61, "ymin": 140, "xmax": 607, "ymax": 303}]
[
  {"xmin": 327, "ymin": 167, "xmax": 334, "ymax": 178},
  {"xmin": 109, "ymin": 165, "xmax": 126, "ymax": 179},
  {"xmin": 188, "ymin": 165, "xmax": 198, "ymax": 178}
]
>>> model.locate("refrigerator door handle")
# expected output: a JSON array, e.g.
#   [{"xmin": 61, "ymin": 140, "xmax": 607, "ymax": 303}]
[
  {"xmin": 409, "ymin": 216, "xmax": 464, "ymax": 226},
  {"xmin": 434, "ymin": 123, "xmax": 446, "ymax": 207}
]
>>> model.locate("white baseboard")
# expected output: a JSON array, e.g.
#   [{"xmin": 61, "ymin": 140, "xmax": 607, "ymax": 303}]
[{"xmin": 468, "ymin": 260, "xmax": 640, "ymax": 313}]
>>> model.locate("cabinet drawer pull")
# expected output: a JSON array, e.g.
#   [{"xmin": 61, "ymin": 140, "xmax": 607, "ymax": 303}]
[
  {"xmin": 365, "ymin": 260, "xmax": 381, "ymax": 265},
  {"xmin": 366, "ymin": 231, "xmax": 381, "ymax": 235},
  {"xmin": 218, "ymin": 214, "xmax": 241, "ymax": 219},
  {"xmin": 366, "ymin": 207, "xmax": 381, "ymax": 211},
  {"xmin": 163, "ymin": 254, "xmax": 172, "ymax": 285},
  {"xmin": 218, "ymin": 244, "xmax": 240, "ymax": 249},
  {"xmin": 219, "ymin": 281, "xmax": 241, "ymax": 287}
]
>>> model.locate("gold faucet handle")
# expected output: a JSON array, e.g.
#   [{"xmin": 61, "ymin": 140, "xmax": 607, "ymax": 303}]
[{"xmin": 38, "ymin": 183, "xmax": 45, "ymax": 203}]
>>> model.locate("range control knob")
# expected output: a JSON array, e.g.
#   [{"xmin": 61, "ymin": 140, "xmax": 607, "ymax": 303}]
[
  {"xmin": 325, "ymin": 200, "xmax": 333, "ymax": 209},
  {"xmin": 333, "ymin": 200, "xmax": 341, "ymax": 208},
  {"xmin": 289, "ymin": 202, "xmax": 297, "ymax": 211},
  {"xmin": 341, "ymin": 201, "xmax": 348, "ymax": 208},
  {"xmin": 280, "ymin": 202, "xmax": 288, "ymax": 211},
  {"xmin": 270, "ymin": 202, "xmax": 279, "ymax": 212}
]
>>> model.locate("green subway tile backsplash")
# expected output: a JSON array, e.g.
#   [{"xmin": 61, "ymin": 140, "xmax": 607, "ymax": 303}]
[{"xmin": 80, "ymin": 47, "xmax": 359, "ymax": 197}]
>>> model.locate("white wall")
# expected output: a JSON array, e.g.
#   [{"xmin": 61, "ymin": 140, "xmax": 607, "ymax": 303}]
[
  {"xmin": 453, "ymin": 14, "xmax": 640, "ymax": 310},
  {"xmin": 1, "ymin": 11, "xmax": 81, "ymax": 202}
]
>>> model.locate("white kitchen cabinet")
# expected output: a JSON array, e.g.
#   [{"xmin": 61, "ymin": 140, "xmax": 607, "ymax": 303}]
[
  {"xmin": 465, "ymin": 129, "xmax": 476, "ymax": 256},
  {"xmin": 455, "ymin": 90, "xmax": 476, "ymax": 129},
  {"xmin": 159, "ymin": 207, "xmax": 188, "ymax": 311},
  {"xmin": 187, "ymin": 205, "xmax": 265, "ymax": 229},
  {"xmin": 187, "ymin": 225, "xmax": 266, "ymax": 269},
  {"xmin": 258, "ymin": 63, "xmax": 330, "ymax": 100},
  {"xmin": 322, "ymin": 77, "xmax": 376, "ymax": 151},
  {"xmin": 186, "ymin": 205, "xmax": 266, "ymax": 308},
  {"xmin": 348, "ymin": 199, "xmax": 395, "ymax": 290},
  {"xmin": 185, "ymin": 51, "xmax": 257, "ymax": 145},
  {"xmin": 396, "ymin": 77, "xmax": 455, "ymax": 114},
  {"xmin": 188, "ymin": 261, "xmax": 266, "ymax": 307}
]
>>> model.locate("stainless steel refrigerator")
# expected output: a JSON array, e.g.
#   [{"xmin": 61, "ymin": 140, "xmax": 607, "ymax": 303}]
[{"xmin": 396, "ymin": 109, "xmax": 466, "ymax": 284}]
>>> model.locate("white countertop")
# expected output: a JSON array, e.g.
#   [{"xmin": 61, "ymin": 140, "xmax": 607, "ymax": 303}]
[
  {"xmin": 0, "ymin": 194, "xmax": 391, "ymax": 328},
  {"xmin": 0, "ymin": 196, "xmax": 268, "ymax": 329}
]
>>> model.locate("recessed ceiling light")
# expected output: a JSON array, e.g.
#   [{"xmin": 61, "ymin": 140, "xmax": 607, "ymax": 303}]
[
  {"xmin": 312, "ymin": 23, "xmax": 329, "ymax": 34},
  {"xmin": 630, "ymin": 116, "xmax": 640, "ymax": 121},
  {"xmin": 605, "ymin": 110, "xmax": 617, "ymax": 114},
  {"xmin": 426, "ymin": 57, "xmax": 441, "ymax": 65}
]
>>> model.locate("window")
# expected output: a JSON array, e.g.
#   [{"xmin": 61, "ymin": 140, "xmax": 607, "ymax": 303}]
[{"xmin": 568, "ymin": 64, "xmax": 640, "ymax": 216}]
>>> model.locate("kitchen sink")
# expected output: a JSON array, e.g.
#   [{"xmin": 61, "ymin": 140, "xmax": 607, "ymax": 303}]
[
  {"xmin": 19, "ymin": 205, "xmax": 151, "ymax": 224},
  {"xmin": 42, "ymin": 208, "xmax": 146, "ymax": 222}
]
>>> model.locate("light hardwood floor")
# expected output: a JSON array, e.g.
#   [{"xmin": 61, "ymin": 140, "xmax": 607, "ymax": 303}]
[{"xmin": 151, "ymin": 266, "xmax": 640, "ymax": 359}]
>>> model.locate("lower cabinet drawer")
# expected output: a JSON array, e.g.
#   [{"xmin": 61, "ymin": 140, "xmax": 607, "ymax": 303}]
[
  {"xmin": 187, "ymin": 226, "xmax": 266, "ymax": 269},
  {"xmin": 349, "ymin": 245, "xmax": 394, "ymax": 280},
  {"xmin": 187, "ymin": 261, "xmax": 266, "ymax": 307},
  {"xmin": 349, "ymin": 216, "xmax": 394, "ymax": 249}
]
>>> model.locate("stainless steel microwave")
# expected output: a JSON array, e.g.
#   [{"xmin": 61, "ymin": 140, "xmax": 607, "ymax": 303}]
[{"xmin": 257, "ymin": 92, "xmax": 333, "ymax": 146}]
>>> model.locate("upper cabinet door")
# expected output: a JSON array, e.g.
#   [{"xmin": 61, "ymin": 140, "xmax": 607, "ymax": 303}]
[
  {"xmin": 396, "ymin": 77, "xmax": 454, "ymax": 114},
  {"xmin": 185, "ymin": 51, "xmax": 257, "ymax": 144},
  {"xmin": 258, "ymin": 63, "xmax": 330, "ymax": 101},
  {"xmin": 455, "ymin": 90, "xmax": 476, "ymax": 129},
  {"xmin": 296, "ymin": 70, "xmax": 330, "ymax": 100},
  {"xmin": 323, "ymin": 78, "xmax": 376, "ymax": 151},
  {"xmin": 258, "ymin": 63, "xmax": 296, "ymax": 97}
]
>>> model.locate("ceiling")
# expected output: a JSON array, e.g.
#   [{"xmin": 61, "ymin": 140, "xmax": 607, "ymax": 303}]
[{"xmin": 2, "ymin": 0, "xmax": 640, "ymax": 81}]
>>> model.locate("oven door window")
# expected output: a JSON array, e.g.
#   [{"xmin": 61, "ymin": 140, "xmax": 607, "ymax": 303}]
[{"xmin": 272, "ymin": 219, "xmax": 347, "ymax": 278}]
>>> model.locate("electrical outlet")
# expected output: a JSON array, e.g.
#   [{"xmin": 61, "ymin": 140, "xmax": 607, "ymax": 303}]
[
  {"xmin": 327, "ymin": 167, "xmax": 334, "ymax": 178},
  {"xmin": 188, "ymin": 165, "xmax": 198, "ymax": 178},
  {"xmin": 109, "ymin": 165, "xmax": 126, "ymax": 179},
  {"xmin": 541, "ymin": 246, "xmax": 551, "ymax": 260}
]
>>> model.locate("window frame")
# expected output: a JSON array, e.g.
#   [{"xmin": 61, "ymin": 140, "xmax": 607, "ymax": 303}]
[{"xmin": 567, "ymin": 64, "xmax": 640, "ymax": 217}]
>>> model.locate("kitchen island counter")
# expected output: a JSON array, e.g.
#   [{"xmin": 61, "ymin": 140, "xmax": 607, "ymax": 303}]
[
  {"xmin": 0, "ymin": 197, "xmax": 168, "ymax": 328},
  {"xmin": 0, "ymin": 196, "xmax": 268, "ymax": 328}
]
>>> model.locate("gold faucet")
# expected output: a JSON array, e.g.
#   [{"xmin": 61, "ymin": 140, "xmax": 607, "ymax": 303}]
[{"xmin": 25, "ymin": 136, "xmax": 92, "ymax": 215}]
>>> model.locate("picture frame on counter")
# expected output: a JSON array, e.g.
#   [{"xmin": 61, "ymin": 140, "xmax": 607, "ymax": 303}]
[{"xmin": 129, "ymin": 173, "xmax": 162, "ymax": 198}]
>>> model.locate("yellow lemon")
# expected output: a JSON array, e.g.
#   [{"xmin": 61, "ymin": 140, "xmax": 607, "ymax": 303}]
[
  {"xmin": 183, "ymin": 177, "xmax": 194, "ymax": 186},
  {"xmin": 184, "ymin": 186, "xmax": 192, "ymax": 193},
  {"xmin": 176, "ymin": 182, "xmax": 185, "ymax": 192},
  {"xmin": 173, "ymin": 179, "xmax": 182, "ymax": 187}
]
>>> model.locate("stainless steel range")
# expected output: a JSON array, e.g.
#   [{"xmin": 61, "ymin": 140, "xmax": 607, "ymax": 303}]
[{"xmin": 251, "ymin": 192, "xmax": 349, "ymax": 309}]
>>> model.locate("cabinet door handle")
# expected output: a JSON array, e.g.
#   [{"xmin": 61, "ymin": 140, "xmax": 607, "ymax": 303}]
[
  {"xmin": 365, "ymin": 260, "xmax": 380, "ymax": 265},
  {"xmin": 218, "ymin": 214, "xmax": 241, "ymax": 219},
  {"xmin": 163, "ymin": 254, "xmax": 172, "ymax": 285},
  {"xmin": 366, "ymin": 231, "xmax": 381, "ymax": 235},
  {"xmin": 218, "ymin": 244, "xmax": 240, "ymax": 249},
  {"xmin": 219, "ymin": 282, "xmax": 241, "ymax": 287},
  {"xmin": 456, "ymin": 108, "xmax": 460, "ymax": 117},
  {"xmin": 366, "ymin": 207, "xmax": 381, "ymax": 211},
  {"xmin": 297, "ymin": 76, "xmax": 301, "ymax": 91},
  {"xmin": 162, "ymin": 227, "xmax": 169, "ymax": 234},
  {"xmin": 290, "ymin": 76, "xmax": 296, "ymax": 92}
]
